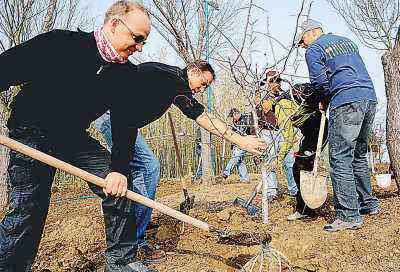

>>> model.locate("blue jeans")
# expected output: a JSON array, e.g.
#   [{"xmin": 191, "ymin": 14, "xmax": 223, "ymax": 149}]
[
  {"xmin": 129, "ymin": 135, "xmax": 160, "ymax": 246},
  {"xmin": 223, "ymin": 146, "xmax": 249, "ymax": 182},
  {"xmin": 260, "ymin": 130, "xmax": 281, "ymax": 196},
  {"xmin": 0, "ymin": 126, "xmax": 136, "ymax": 271},
  {"xmin": 283, "ymin": 151, "xmax": 297, "ymax": 196},
  {"xmin": 96, "ymin": 113, "xmax": 160, "ymax": 247},
  {"xmin": 329, "ymin": 99, "xmax": 379, "ymax": 223}
]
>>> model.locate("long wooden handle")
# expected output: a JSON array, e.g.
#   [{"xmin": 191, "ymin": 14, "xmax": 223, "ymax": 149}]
[
  {"xmin": 312, "ymin": 111, "xmax": 326, "ymax": 175},
  {"xmin": 0, "ymin": 135, "xmax": 210, "ymax": 232},
  {"xmin": 167, "ymin": 112, "xmax": 187, "ymax": 190}
]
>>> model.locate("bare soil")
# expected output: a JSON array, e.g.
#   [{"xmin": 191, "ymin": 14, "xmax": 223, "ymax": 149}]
[{"xmin": 1, "ymin": 171, "xmax": 399, "ymax": 272}]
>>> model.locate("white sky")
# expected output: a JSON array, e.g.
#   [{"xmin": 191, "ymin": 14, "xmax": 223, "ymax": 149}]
[{"xmin": 87, "ymin": 0, "xmax": 388, "ymax": 123}]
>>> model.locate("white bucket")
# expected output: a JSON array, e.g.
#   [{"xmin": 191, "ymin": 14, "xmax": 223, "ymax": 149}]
[{"xmin": 376, "ymin": 174, "xmax": 392, "ymax": 189}]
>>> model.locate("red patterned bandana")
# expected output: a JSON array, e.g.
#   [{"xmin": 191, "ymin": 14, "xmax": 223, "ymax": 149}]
[{"xmin": 94, "ymin": 28, "xmax": 127, "ymax": 64}]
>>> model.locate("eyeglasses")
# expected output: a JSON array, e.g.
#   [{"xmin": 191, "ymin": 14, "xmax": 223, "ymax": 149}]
[
  {"xmin": 201, "ymin": 74, "xmax": 211, "ymax": 88},
  {"xmin": 118, "ymin": 19, "xmax": 147, "ymax": 45},
  {"xmin": 194, "ymin": 63, "xmax": 212, "ymax": 89}
]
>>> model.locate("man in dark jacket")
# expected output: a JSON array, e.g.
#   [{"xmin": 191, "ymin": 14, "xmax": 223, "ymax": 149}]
[
  {"xmin": 0, "ymin": 1, "xmax": 156, "ymax": 272},
  {"xmin": 112, "ymin": 60, "xmax": 267, "ymax": 158},
  {"xmin": 95, "ymin": 59, "xmax": 267, "ymax": 264},
  {"xmin": 286, "ymin": 83, "xmax": 328, "ymax": 221},
  {"xmin": 297, "ymin": 19, "xmax": 379, "ymax": 232}
]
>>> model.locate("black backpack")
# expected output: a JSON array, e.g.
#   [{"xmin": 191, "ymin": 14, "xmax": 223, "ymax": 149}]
[{"xmin": 285, "ymin": 83, "xmax": 322, "ymax": 128}]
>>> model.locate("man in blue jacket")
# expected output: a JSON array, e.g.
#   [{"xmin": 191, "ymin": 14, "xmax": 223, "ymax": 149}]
[{"xmin": 296, "ymin": 19, "xmax": 379, "ymax": 232}]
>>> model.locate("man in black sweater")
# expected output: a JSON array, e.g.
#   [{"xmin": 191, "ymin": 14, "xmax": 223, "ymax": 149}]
[
  {"xmin": 0, "ymin": 1, "xmax": 156, "ymax": 272},
  {"xmin": 96, "ymin": 60, "xmax": 268, "ymax": 263},
  {"xmin": 114, "ymin": 60, "xmax": 267, "ymax": 159}
]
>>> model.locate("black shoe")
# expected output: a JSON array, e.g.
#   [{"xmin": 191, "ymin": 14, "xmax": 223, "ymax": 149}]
[
  {"xmin": 105, "ymin": 260, "xmax": 159, "ymax": 272},
  {"xmin": 360, "ymin": 208, "xmax": 379, "ymax": 216},
  {"xmin": 137, "ymin": 244, "xmax": 166, "ymax": 263}
]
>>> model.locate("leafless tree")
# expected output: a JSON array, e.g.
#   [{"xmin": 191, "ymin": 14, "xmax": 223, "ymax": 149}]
[
  {"xmin": 146, "ymin": 0, "xmax": 241, "ymax": 183},
  {"xmin": 327, "ymin": 0, "xmax": 400, "ymax": 192},
  {"xmin": 0, "ymin": 0, "xmax": 91, "ymax": 210},
  {"xmin": 147, "ymin": 0, "xmax": 240, "ymax": 63}
]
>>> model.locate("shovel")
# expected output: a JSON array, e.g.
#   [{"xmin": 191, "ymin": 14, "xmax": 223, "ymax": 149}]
[
  {"xmin": 0, "ymin": 135, "xmax": 269, "ymax": 246},
  {"xmin": 300, "ymin": 111, "xmax": 328, "ymax": 209},
  {"xmin": 233, "ymin": 181, "xmax": 262, "ymax": 216},
  {"xmin": 167, "ymin": 112, "xmax": 195, "ymax": 214},
  {"xmin": 233, "ymin": 153, "xmax": 278, "ymax": 216}
]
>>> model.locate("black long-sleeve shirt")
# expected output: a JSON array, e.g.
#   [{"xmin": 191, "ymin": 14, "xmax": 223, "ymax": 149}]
[
  {"xmin": 0, "ymin": 29, "xmax": 138, "ymax": 175},
  {"xmin": 109, "ymin": 62, "xmax": 205, "ymax": 166}
]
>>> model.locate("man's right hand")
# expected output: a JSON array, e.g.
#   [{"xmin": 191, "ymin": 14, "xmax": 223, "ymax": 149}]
[
  {"xmin": 103, "ymin": 172, "xmax": 128, "ymax": 197},
  {"xmin": 237, "ymin": 135, "xmax": 267, "ymax": 156},
  {"xmin": 319, "ymin": 101, "xmax": 327, "ymax": 111}
]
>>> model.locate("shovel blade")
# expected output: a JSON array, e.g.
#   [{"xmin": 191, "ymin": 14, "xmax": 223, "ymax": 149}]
[
  {"xmin": 300, "ymin": 171, "xmax": 328, "ymax": 209},
  {"xmin": 233, "ymin": 197, "xmax": 261, "ymax": 216},
  {"xmin": 179, "ymin": 195, "xmax": 195, "ymax": 214}
]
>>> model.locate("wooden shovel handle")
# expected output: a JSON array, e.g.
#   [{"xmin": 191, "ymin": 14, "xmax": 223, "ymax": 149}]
[
  {"xmin": 167, "ymin": 112, "xmax": 187, "ymax": 189},
  {"xmin": 0, "ymin": 135, "xmax": 210, "ymax": 232},
  {"xmin": 312, "ymin": 111, "xmax": 326, "ymax": 175}
]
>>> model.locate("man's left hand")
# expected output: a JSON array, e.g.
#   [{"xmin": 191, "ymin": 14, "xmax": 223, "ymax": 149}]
[
  {"xmin": 319, "ymin": 101, "xmax": 327, "ymax": 111},
  {"xmin": 103, "ymin": 172, "xmax": 128, "ymax": 197}
]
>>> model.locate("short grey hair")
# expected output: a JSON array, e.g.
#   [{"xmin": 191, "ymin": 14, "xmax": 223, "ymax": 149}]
[{"xmin": 104, "ymin": 1, "xmax": 149, "ymax": 24}]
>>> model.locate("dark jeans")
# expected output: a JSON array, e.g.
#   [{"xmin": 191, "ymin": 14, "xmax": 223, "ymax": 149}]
[
  {"xmin": 294, "ymin": 112, "xmax": 328, "ymax": 215},
  {"xmin": 329, "ymin": 99, "xmax": 379, "ymax": 223},
  {"xmin": 95, "ymin": 114, "xmax": 161, "ymax": 247},
  {"xmin": 0, "ymin": 126, "xmax": 137, "ymax": 272}
]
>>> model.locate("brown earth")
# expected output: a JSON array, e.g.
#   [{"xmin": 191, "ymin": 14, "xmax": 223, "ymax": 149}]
[{"xmin": 1, "ymin": 172, "xmax": 399, "ymax": 272}]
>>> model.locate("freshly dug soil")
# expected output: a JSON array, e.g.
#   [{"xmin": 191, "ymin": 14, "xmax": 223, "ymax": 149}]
[{"xmin": 0, "ymin": 172, "xmax": 399, "ymax": 272}]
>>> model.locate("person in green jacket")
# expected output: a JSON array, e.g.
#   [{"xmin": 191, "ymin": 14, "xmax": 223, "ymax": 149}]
[{"xmin": 257, "ymin": 70, "xmax": 298, "ymax": 198}]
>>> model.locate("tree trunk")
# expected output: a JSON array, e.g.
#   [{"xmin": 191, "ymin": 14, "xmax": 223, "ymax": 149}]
[
  {"xmin": 41, "ymin": 0, "xmax": 58, "ymax": 33},
  {"xmin": 0, "ymin": 109, "xmax": 9, "ymax": 211},
  {"xmin": 381, "ymin": 39, "xmax": 400, "ymax": 194},
  {"xmin": 200, "ymin": 128, "xmax": 213, "ymax": 185}
]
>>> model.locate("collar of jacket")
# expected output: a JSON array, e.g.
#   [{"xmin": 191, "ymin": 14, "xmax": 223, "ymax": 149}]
[
  {"xmin": 177, "ymin": 67, "xmax": 192, "ymax": 94},
  {"xmin": 77, "ymin": 28, "xmax": 108, "ymax": 65}
]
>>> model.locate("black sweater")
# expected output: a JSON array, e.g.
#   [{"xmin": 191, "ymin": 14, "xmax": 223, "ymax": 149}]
[
  {"xmin": 0, "ymin": 29, "xmax": 137, "ymax": 175},
  {"xmin": 0, "ymin": 31, "xmax": 205, "ymax": 176},
  {"xmin": 108, "ymin": 62, "xmax": 205, "ymax": 161},
  {"xmin": 120, "ymin": 62, "xmax": 205, "ymax": 127}
]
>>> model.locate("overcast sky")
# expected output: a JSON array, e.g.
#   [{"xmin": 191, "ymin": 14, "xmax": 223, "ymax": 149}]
[{"xmin": 87, "ymin": 0, "xmax": 388, "ymax": 123}]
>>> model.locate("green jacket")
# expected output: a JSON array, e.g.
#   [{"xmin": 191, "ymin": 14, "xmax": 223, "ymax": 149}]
[{"xmin": 274, "ymin": 98, "xmax": 297, "ymax": 163}]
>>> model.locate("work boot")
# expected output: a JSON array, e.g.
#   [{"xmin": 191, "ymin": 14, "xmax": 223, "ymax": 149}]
[
  {"xmin": 323, "ymin": 218, "xmax": 362, "ymax": 232},
  {"xmin": 287, "ymin": 211, "xmax": 309, "ymax": 221},
  {"xmin": 105, "ymin": 260, "xmax": 158, "ymax": 272},
  {"xmin": 137, "ymin": 243, "xmax": 166, "ymax": 263},
  {"xmin": 360, "ymin": 208, "xmax": 379, "ymax": 216}
]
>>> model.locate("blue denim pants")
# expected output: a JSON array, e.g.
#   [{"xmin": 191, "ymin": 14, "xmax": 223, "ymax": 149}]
[
  {"xmin": 223, "ymin": 145, "xmax": 249, "ymax": 182},
  {"xmin": 128, "ymin": 135, "xmax": 160, "ymax": 246},
  {"xmin": 329, "ymin": 99, "xmax": 379, "ymax": 223},
  {"xmin": 260, "ymin": 130, "xmax": 281, "ymax": 196},
  {"xmin": 96, "ymin": 113, "xmax": 160, "ymax": 247},
  {"xmin": 0, "ymin": 126, "xmax": 136, "ymax": 272},
  {"xmin": 283, "ymin": 151, "xmax": 297, "ymax": 196}
]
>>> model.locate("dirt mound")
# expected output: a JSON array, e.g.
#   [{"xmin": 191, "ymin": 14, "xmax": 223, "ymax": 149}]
[
  {"xmin": 32, "ymin": 195, "xmax": 105, "ymax": 272},
  {"xmin": 0, "ymin": 175, "xmax": 398, "ymax": 271}
]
